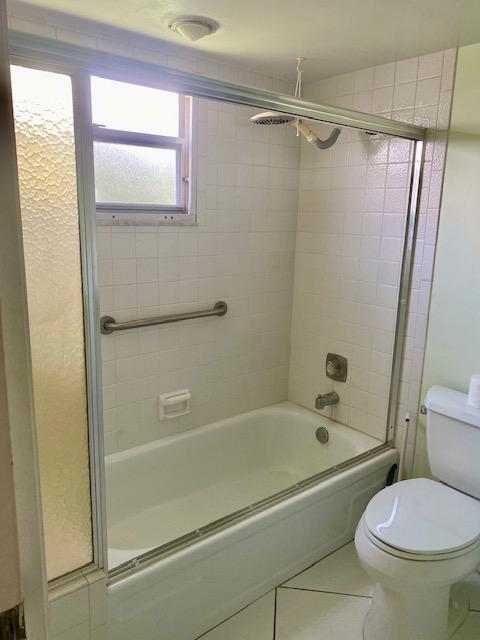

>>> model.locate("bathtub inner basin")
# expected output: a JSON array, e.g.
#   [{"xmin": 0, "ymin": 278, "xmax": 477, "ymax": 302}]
[{"xmin": 106, "ymin": 401, "xmax": 381, "ymax": 569}]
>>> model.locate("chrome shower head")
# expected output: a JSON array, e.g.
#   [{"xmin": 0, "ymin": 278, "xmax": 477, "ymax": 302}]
[
  {"xmin": 249, "ymin": 58, "xmax": 341, "ymax": 150},
  {"xmin": 250, "ymin": 111, "xmax": 296, "ymax": 125}
]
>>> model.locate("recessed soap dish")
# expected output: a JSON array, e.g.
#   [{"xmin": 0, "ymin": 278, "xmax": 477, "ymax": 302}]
[{"xmin": 158, "ymin": 389, "xmax": 191, "ymax": 420}]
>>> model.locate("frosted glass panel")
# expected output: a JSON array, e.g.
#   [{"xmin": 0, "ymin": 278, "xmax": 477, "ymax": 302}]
[
  {"xmin": 91, "ymin": 76, "xmax": 179, "ymax": 136},
  {"xmin": 94, "ymin": 141, "xmax": 177, "ymax": 205},
  {"xmin": 11, "ymin": 65, "xmax": 92, "ymax": 580}
]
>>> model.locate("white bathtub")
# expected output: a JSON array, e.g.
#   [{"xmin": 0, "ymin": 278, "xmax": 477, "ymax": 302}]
[{"xmin": 106, "ymin": 402, "xmax": 397, "ymax": 640}]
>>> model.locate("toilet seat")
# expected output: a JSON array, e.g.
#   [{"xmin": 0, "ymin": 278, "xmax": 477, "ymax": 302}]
[
  {"xmin": 364, "ymin": 478, "xmax": 480, "ymax": 560},
  {"xmin": 361, "ymin": 517, "xmax": 480, "ymax": 562}
]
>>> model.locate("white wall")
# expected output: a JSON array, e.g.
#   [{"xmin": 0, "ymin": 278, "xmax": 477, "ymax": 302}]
[
  {"xmin": 289, "ymin": 50, "xmax": 455, "ymax": 467},
  {"xmin": 415, "ymin": 42, "xmax": 480, "ymax": 477}
]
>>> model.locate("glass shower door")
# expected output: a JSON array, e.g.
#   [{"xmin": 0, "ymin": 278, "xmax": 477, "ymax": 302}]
[{"xmin": 11, "ymin": 65, "xmax": 93, "ymax": 580}]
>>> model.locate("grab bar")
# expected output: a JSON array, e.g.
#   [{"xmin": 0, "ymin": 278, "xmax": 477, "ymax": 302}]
[{"xmin": 100, "ymin": 300, "xmax": 228, "ymax": 335}]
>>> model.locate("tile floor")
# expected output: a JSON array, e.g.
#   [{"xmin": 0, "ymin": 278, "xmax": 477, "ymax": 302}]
[{"xmin": 198, "ymin": 541, "xmax": 480, "ymax": 639}]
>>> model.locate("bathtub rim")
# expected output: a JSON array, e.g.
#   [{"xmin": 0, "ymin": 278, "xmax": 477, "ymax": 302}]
[
  {"xmin": 108, "ymin": 441, "xmax": 395, "ymax": 581},
  {"xmin": 105, "ymin": 400, "xmax": 379, "ymax": 465}
]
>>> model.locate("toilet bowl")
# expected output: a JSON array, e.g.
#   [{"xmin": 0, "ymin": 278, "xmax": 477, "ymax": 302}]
[
  {"xmin": 355, "ymin": 478, "xmax": 480, "ymax": 640},
  {"xmin": 355, "ymin": 386, "xmax": 480, "ymax": 640}
]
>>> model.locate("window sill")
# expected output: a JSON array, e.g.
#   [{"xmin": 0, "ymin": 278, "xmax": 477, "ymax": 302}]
[{"xmin": 96, "ymin": 210, "xmax": 197, "ymax": 226}]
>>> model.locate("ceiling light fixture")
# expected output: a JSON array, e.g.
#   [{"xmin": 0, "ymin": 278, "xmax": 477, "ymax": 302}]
[{"xmin": 169, "ymin": 16, "xmax": 219, "ymax": 42}]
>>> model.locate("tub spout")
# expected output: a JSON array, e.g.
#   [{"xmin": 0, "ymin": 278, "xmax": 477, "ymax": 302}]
[{"xmin": 315, "ymin": 392, "xmax": 339, "ymax": 410}]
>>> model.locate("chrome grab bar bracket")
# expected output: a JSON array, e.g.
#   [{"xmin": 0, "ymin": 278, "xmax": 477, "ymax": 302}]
[{"xmin": 100, "ymin": 316, "xmax": 116, "ymax": 335}]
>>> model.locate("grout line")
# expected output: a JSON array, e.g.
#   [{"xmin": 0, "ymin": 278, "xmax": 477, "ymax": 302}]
[
  {"xmin": 193, "ymin": 590, "xmax": 274, "ymax": 639},
  {"xmin": 279, "ymin": 539, "xmax": 354, "ymax": 587},
  {"xmin": 279, "ymin": 585, "xmax": 372, "ymax": 600},
  {"xmin": 196, "ymin": 543, "xmax": 368, "ymax": 639},
  {"xmin": 273, "ymin": 588, "xmax": 277, "ymax": 640}
]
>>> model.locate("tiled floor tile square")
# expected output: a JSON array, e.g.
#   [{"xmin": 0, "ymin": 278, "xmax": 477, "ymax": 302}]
[
  {"xmin": 198, "ymin": 546, "xmax": 480, "ymax": 640},
  {"xmin": 452, "ymin": 612, "xmax": 480, "ymax": 639},
  {"xmin": 275, "ymin": 588, "xmax": 370, "ymax": 640},
  {"xmin": 464, "ymin": 571, "xmax": 480, "ymax": 612},
  {"xmin": 283, "ymin": 542, "xmax": 374, "ymax": 597},
  {"xmin": 198, "ymin": 591, "xmax": 275, "ymax": 639}
]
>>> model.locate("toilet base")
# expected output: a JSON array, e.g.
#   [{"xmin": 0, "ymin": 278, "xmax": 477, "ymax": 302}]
[
  {"xmin": 355, "ymin": 511, "xmax": 480, "ymax": 640},
  {"xmin": 363, "ymin": 583, "xmax": 450, "ymax": 640},
  {"xmin": 448, "ymin": 583, "xmax": 469, "ymax": 638}
]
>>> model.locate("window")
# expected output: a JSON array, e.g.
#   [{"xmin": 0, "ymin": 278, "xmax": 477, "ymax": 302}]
[{"xmin": 91, "ymin": 76, "xmax": 192, "ymax": 221}]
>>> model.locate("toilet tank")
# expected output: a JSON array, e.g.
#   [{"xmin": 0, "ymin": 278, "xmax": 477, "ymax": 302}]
[{"xmin": 425, "ymin": 385, "xmax": 480, "ymax": 499}]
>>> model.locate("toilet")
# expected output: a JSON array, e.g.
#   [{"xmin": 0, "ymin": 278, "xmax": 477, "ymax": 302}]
[{"xmin": 355, "ymin": 386, "xmax": 480, "ymax": 640}]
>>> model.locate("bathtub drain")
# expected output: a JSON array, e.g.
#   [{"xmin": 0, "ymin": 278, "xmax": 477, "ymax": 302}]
[{"xmin": 315, "ymin": 426, "xmax": 329, "ymax": 444}]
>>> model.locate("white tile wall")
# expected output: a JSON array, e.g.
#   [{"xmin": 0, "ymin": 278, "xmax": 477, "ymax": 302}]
[
  {"xmin": 98, "ymin": 98, "xmax": 299, "ymax": 453},
  {"xmin": 289, "ymin": 50, "xmax": 456, "ymax": 470},
  {"xmin": 6, "ymin": 1, "xmax": 299, "ymax": 456},
  {"xmin": 48, "ymin": 571, "xmax": 107, "ymax": 640},
  {"xmin": 21, "ymin": 8, "xmax": 295, "ymax": 452},
  {"xmin": 8, "ymin": 0, "xmax": 455, "ymax": 466},
  {"xmin": 288, "ymin": 123, "xmax": 412, "ymax": 441}
]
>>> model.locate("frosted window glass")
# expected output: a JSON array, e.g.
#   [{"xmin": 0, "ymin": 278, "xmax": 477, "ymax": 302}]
[
  {"xmin": 11, "ymin": 65, "xmax": 93, "ymax": 580},
  {"xmin": 94, "ymin": 141, "xmax": 177, "ymax": 205},
  {"xmin": 91, "ymin": 76, "xmax": 179, "ymax": 136}
]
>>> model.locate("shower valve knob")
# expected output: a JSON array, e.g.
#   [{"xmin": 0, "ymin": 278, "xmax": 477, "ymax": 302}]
[{"xmin": 325, "ymin": 353, "xmax": 348, "ymax": 382}]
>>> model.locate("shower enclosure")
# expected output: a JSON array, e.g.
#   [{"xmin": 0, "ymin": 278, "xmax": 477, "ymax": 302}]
[{"xmin": 9, "ymin": 30, "xmax": 425, "ymax": 640}]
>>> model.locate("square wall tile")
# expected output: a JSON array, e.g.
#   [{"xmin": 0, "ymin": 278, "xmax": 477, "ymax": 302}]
[
  {"xmin": 393, "ymin": 82, "xmax": 417, "ymax": 110},
  {"xmin": 415, "ymin": 77, "xmax": 441, "ymax": 107},
  {"xmin": 374, "ymin": 63, "xmax": 395, "ymax": 88},
  {"xmin": 418, "ymin": 51, "xmax": 443, "ymax": 80},
  {"xmin": 395, "ymin": 57, "xmax": 419, "ymax": 84},
  {"xmin": 49, "ymin": 584, "xmax": 89, "ymax": 637}
]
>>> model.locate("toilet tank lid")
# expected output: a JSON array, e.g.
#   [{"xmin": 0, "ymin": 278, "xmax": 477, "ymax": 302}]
[{"xmin": 425, "ymin": 385, "xmax": 480, "ymax": 428}]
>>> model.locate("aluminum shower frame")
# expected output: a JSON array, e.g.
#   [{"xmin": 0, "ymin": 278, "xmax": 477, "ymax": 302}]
[
  {"xmin": 10, "ymin": 32, "xmax": 425, "ymax": 141},
  {"xmin": 8, "ymin": 30, "xmax": 426, "ymax": 582}
]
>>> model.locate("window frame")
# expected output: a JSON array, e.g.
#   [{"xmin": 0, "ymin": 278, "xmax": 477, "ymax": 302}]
[{"xmin": 92, "ymin": 85, "xmax": 193, "ymax": 222}]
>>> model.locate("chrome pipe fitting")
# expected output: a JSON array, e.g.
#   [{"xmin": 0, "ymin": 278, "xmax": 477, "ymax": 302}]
[{"xmin": 315, "ymin": 391, "xmax": 339, "ymax": 410}]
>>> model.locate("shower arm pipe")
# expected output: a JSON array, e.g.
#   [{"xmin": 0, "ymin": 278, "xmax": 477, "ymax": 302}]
[
  {"xmin": 9, "ymin": 32, "xmax": 426, "ymax": 141},
  {"xmin": 292, "ymin": 119, "xmax": 341, "ymax": 149},
  {"xmin": 100, "ymin": 301, "xmax": 228, "ymax": 335}
]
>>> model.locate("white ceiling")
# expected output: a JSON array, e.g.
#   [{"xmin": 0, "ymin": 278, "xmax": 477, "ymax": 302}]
[{"xmin": 21, "ymin": 0, "xmax": 480, "ymax": 80}]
